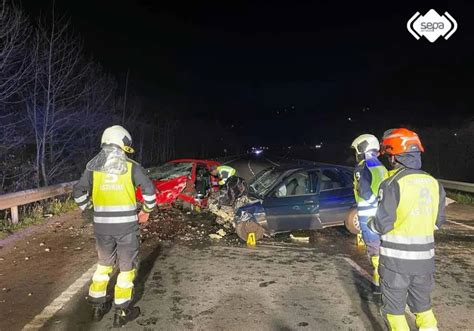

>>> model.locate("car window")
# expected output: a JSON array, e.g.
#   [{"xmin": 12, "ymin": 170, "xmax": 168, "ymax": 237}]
[
  {"xmin": 274, "ymin": 171, "xmax": 312, "ymax": 197},
  {"xmin": 249, "ymin": 168, "xmax": 283, "ymax": 197},
  {"xmin": 319, "ymin": 169, "xmax": 349, "ymax": 191},
  {"xmin": 147, "ymin": 162, "xmax": 193, "ymax": 180}
]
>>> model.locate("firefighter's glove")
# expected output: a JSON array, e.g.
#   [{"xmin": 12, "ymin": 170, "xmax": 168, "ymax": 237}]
[{"xmin": 138, "ymin": 210, "xmax": 150, "ymax": 224}]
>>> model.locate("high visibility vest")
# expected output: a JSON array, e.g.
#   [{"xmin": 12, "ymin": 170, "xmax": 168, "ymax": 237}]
[
  {"xmin": 92, "ymin": 161, "xmax": 138, "ymax": 224},
  {"xmin": 217, "ymin": 165, "xmax": 236, "ymax": 185},
  {"xmin": 353, "ymin": 158, "xmax": 388, "ymax": 204},
  {"xmin": 380, "ymin": 169, "xmax": 440, "ymax": 274}
]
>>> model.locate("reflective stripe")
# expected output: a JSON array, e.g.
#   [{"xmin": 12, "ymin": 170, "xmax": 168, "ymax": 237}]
[
  {"xmin": 89, "ymin": 290, "xmax": 107, "ymax": 298},
  {"xmin": 358, "ymin": 195, "xmax": 377, "ymax": 207},
  {"xmin": 114, "ymin": 298, "xmax": 130, "ymax": 305},
  {"xmin": 117, "ymin": 280, "xmax": 134, "ymax": 288},
  {"xmin": 358, "ymin": 201, "xmax": 377, "ymax": 208},
  {"xmin": 358, "ymin": 208, "xmax": 377, "ymax": 217},
  {"xmin": 382, "ymin": 234, "xmax": 434, "ymax": 245},
  {"xmin": 142, "ymin": 194, "xmax": 156, "ymax": 201},
  {"xmin": 94, "ymin": 205, "xmax": 136, "ymax": 212},
  {"xmin": 74, "ymin": 194, "xmax": 88, "ymax": 204},
  {"xmin": 92, "ymin": 274, "xmax": 110, "ymax": 282},
  {"xmin": 380, "ymin": 247, "xmax": 435, "ymax": 260},
  {"xmin": 94, "ymin": 215, "xmax": 137, "ymax": 224}
]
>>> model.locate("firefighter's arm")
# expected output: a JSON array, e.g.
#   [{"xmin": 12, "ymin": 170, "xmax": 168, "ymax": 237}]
[
  {"xmin": 73, "ymin": 169, "xmax": 92, "ymax": 210},
  {"xmin": 435, "ymin": 182, "xmax": 447, "ymax": 230},
  {"xmin": 367, "ymin": 180, "xmax": 400, "ymax": 235},
  {"xmin": 132, "ymin": 163, "xmax": 156, "ymax": 213},
  {"xmin": 355, "ymin": 166, "xmax": 376, "ymax": 203}
]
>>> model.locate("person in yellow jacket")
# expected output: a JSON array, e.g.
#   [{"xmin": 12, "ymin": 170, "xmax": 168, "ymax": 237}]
[
  {"xmin": 368, "ymin": 128, "xmax": 445, "ymax": 331},
  {"xmin": 210, "ymin": 165, "xmax": 237, "ymax": 186},
  {"xmin": 351, "ymin": 134, "xmax": 388, "ymax": 290},
  {"xmin": 73, "ymin": 125, "xmax": 156, "ymax": 327}
]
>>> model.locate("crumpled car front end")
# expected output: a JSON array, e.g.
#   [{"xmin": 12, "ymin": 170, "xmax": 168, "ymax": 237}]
[{"xmin": 234, "ymin": 201, "xmax": 269, "ymax": 240}]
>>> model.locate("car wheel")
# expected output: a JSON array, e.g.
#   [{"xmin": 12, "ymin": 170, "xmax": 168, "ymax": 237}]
[
  {"xmin": 235, "ymin": 221, "xmax": 265, "ymax": 242},
  {"xmin": 345, "ymin": 209, "xmax": 360, "ymax": 235}
]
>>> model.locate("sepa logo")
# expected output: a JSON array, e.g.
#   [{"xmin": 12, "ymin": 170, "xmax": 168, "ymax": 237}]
[{"xmin": 407, "ymin": 9, "xmax": 457, "ymax": 42}]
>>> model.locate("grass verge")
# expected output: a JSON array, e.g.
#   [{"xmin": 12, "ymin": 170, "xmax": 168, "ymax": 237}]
[
  {"xmin": 446, "ymin": 190, "xmax": 474, "ymax": 206},
  {"xmin": 0, "ymin": 196, "xmax": 77, "ymax": 239}
]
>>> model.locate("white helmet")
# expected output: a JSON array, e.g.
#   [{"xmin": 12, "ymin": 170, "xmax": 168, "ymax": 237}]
[
  {"xmin": 101, "ymin": 125, "xmax": 134, "ymax": 153},
  {"xmin": 351, "ymin": 134, "xmax": 380, "ymax": 155}
]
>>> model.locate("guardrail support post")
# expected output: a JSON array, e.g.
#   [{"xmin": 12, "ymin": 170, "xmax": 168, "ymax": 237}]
[{"xmin": 11, "ymin": 206, "xmax": 19, "ymax": 225}]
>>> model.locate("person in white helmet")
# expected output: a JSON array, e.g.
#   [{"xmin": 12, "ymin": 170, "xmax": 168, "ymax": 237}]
[
  {"xmin": 351, "ymin": 134, "xmax": 388, "ymax": 291},
  {"xmin": 73, "ymin": 125, "xmax": 156, "ymax": 327}
]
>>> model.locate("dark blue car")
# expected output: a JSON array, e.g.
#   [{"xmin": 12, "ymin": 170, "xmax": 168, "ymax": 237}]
[{"xmin": 234, "ymin": 163, "xmax": 359, "ymax": 241}]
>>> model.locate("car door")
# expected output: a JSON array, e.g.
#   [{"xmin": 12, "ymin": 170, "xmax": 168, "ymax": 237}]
[
  {"xmin": 262, "ymin": 170, "xmax": 320, "ymax": 232},
  {"xmin": 317, "ymin": 167, "xmax": 355, "ymax": 226}
]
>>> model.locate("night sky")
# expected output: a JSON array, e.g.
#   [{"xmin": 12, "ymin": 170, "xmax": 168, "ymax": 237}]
[{"xmin": 21, "ymin": 0, "xmax": 474, "ymax": 146}]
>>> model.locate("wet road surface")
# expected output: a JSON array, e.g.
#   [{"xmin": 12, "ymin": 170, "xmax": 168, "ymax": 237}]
[{"xmin": 1, "ymin": 155, "xmax": 473, "ymax": 331}]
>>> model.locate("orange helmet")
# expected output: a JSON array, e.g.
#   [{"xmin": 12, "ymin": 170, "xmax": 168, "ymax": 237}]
[{"xmin": 381, "ymin": 128, "xmax": 424, "ymax": 155}]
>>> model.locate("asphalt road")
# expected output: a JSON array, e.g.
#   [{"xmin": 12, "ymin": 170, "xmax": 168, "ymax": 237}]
[{"xmin": 1, "ymin": 155, "xmax": 473, "ymax": 331}]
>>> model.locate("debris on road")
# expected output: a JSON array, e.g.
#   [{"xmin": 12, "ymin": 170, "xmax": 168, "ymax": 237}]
[
  {"xmin": 217, "ymin": 229, "xmax": 226, "ymax": 237},
  {"xmin": 209, "ymin": 234, "xmax": 222, "ymax": 240},
  {"xmin": 290, "ymin": 234, "xmax": 310, "ymax": 242}
]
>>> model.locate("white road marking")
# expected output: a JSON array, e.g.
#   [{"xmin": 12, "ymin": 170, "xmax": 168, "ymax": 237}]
[
  {"xmin": 22, "ymin": 264, "xmax": 97, "ymax": 330},
  {"xmin": 248, "ymin": 159, "xmax": 255, "ymax": 176},
  {"xmin": 343, "ymin": 257, "xmax": 416, "ymax": 322},
  {"xmin": 265, "ymin": 157, "xmax": 280, "ymax": 166},
  {"xmin": 447, "ymin": 219, "xmax": 474, "ymax": 230}
]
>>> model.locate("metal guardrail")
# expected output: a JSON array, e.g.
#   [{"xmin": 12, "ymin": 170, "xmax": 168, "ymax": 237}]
[
  {"xmin": 438, "ymin": 179, "xmax": 474, "ymax": 193},
  {"xmin": 0, "ymin": 181, "xmax": 77, "ymax": 224}
]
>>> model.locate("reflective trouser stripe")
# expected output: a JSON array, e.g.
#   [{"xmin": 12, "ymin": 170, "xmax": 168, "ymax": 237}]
[
  {"xmin": 380, "ymin": 247, "xmax": 435, "ymax": 260},
  {"xmin": 89, "ymin": 265, "xmax": 113, "ymax": 299},
  {"xmin": 382, "ymin": 234, "xmax": 434, "ymax": 245},
  {"xmin": 114, "ymin": 269, "xmax": 136, "ymax": 306},
  {"xmin": 94, "ymin": 215, "xmax": 137, "ymax": 223},
  {"xmin": 416, "ymin": 309, "xmax": 438, "ymax": 330},
  {"xmin": 386, "ymin": 314, "xmax": 409, "ymax": 331}
]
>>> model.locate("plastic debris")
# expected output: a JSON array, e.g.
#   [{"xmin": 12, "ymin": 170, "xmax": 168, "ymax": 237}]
[{"xmin": 290, "ymin": 234, "xmax": 310, "ymax": 242}]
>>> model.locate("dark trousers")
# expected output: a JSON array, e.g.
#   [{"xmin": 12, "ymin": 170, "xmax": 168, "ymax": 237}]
[
  {"xmin": 95, "ymin": 231, "xmax": 140, "ymax": 271},
  {"xmin": 380, "ymin": 265, "xmax": 434, "ymax": 315}
]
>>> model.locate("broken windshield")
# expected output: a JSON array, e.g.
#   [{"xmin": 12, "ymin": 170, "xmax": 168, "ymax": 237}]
[
  {"xmin": 147, "ymin": 162, "xmax": 193, "ymax": 180},
  {"xmin": 248, "ymin": 168, "xmax": 283, "ymax": 198}
]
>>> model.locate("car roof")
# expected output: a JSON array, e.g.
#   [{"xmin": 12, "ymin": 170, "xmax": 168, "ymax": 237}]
[{"xmin": 169, "ymin": 158, "xmax": 220, "ymax": 166}]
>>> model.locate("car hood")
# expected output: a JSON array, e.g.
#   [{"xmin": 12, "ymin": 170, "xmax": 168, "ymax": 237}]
[{"xmin": 154, "ymin": 176, "xmax": 188, "ymax": 204}]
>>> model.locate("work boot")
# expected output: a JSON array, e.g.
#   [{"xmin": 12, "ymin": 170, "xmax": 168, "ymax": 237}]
[
  {"xmin": 371, "ymin": 255, "xmax": 381, "ymax": 293},
  {"xmin": 91, "ymin": 301, "xmax": 112, "ymax": 322},
  {"xmin": 113, "ymin": 307, "xmax": 140, "ymax": 328}
]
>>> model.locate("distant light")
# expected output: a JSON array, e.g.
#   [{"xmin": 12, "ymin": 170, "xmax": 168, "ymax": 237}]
[
  {"xmin": 253, "ymin": 149, "xmax": 263, "ymax": 155},
  {"xmin": 454, "ymin": 133, "xmax": 458, "ymax": 136},
  {"xmin": 315, "ymin": 144, "xmax": 322, "ymax": 149},
  {"xmin": 347, "ymin": 117, "xmax": 352, "ymax": 121}
]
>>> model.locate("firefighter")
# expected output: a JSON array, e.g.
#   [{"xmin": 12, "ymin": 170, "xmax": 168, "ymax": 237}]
[
  {"xmin": 73, "ymin": 125, "xmax": 156, "ymax": 327},
  {"xmin": 351, "ymin": 134, "xmax": 388, "ymax": 290},
  {"xmin": 368, "ymin": 128, "xmax": 445, "ymax": 331},
  {"xmin": 210, "ymin": 165, "xmax": 237, "ymax": 186}
]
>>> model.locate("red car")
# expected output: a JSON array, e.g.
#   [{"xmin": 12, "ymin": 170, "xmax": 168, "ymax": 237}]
[{"xmin": 137, "ymin": 159, "xmax": 221, "ymax": 209}]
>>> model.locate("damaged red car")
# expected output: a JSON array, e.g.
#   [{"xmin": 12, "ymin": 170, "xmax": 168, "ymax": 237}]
[{"xmin": 137, "ymin": 159, "xmax": 221, "ymax": 209}]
